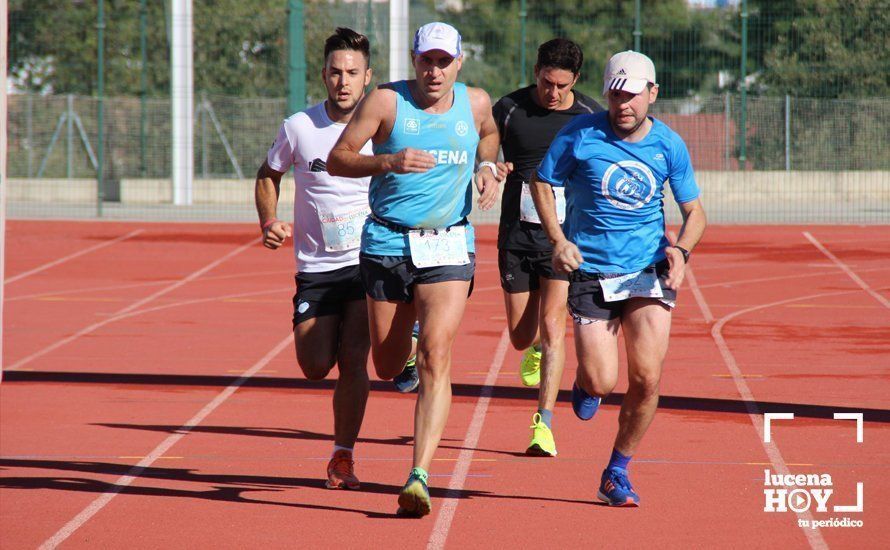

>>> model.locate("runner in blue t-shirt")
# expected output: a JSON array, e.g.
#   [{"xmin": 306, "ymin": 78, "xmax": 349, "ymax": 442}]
[{"xmin": 531, "ymin": 50, "xmax": 707, "ymax": 507}]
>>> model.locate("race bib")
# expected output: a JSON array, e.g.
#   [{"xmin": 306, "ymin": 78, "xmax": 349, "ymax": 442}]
[
  {"xmin": 600, "ymin": 267, "xmax": 664, "ymax": 302},
  {"xmin": 520, "ymin": 182, "xmax": 565, "ymax": 224},
  {"xmin": 319, "ymin": 207, "xmax": 370, "ymax": 252},
  {"xmin": 408, "ymin": 226, "xmax": 470, "ymax": 268}
]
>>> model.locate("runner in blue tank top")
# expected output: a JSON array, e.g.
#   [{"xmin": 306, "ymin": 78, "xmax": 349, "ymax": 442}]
[
  {"xmin": 531, "ymin": 51, "xmax": 707, "ymax": 507},
  {"xmin": 328, "ymin": 22, "xmax": 508, "ymax": 517}
]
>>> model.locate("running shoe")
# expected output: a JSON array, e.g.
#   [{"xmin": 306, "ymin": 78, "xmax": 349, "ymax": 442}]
[
  {"xmin": 519, "ymin": 346, "xmax": 542, "ymax": 386},
  {"xmin": 397, "ymin": 468, "xmax": 431, "ymax": 517},
  {"xmin": 325, "ymin": 449, "xmax": 360, "ymax": 490},
  {"xmin": 597, "ymin": 467, "xmax": 640, "ymax": 507},
  {"xmin": 394, "ymin": 322, "xmax": 421, "ymax": 393},
  {"xmin": 571, "ymin": 382, "xmax": 601, "ymax": 421},
  {"xmin": 526, "ymin": 412, "xmax": 557, "ymax": 457}
]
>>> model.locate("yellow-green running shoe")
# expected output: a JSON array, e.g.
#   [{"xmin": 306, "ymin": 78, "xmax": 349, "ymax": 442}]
[
  {"xmin": 526, "ymin": 412, "xmax": 557, "ymax": 456},
  {"xmin": 397, "ymin": 468, "xmax": 431, "ymax": 517},
  {"xmin": 519, "ymin": 346, "xmax": 542, "ymax": 386}
]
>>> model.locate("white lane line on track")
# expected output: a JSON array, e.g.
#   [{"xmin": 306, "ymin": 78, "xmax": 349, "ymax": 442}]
[
  {"xmin": 688, "ymin": 262, "xmax": 830, "ymax": 550},
  {"xmin": 803, "ymin": 231, "xmax": 889, "ymax": 309},
  {"xmin": 427, "ymin": 327, "xmax": 510, "ymax": 550},
  {"xmin": 695, "ymin": 266, "xmax": 889, "ymax": 291},
  {"xmin": 5, "ymin": 238, "xmax": 257, "ymax": 371},
  {"xmin": 38, "ymin": 333, "xmax": 294, "ymax": 550},
  {"xmin": 5, "ymin": 269, "xmax": 286, "ymax": 302},
  {"xmin": 5, "ymin": 229, "xmax": 144, "ymax": 284},
  {"xmin": 685, "ymin": 264, "xmax": 713, "ymax": 323}
]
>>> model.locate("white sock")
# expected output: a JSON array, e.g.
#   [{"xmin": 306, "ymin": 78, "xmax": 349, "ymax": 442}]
[{"xmin": 333, "ymin": 445, "xmax": 353, "ymax": 458}]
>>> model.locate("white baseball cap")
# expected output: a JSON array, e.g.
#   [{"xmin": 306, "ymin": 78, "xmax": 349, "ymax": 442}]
[
  {"xmin": 413, "ymin": 22, "xmax": 462, "ymax": 57},
  {"xmin": 602, "ymin": 50, "xmax": 657, "ymax": 96}
]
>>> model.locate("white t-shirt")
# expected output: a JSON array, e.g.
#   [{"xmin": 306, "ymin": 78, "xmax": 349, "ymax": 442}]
[{"xmin": 266, "ymin": 102, "xmax": 373, "ymax": 273}]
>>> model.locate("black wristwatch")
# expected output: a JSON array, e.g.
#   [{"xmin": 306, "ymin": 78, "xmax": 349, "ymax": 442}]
[{"xmin": 674, "ymin": 246, "xmax": 690, "ymax": 264}]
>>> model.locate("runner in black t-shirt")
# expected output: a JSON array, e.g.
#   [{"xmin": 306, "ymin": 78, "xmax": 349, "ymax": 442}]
[{"xmin": 493, "ymin": 38, "xmax": 603, "ymax": 457}]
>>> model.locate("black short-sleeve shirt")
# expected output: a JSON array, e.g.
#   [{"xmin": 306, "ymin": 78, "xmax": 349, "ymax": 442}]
[{"xmin": 494, "ymin": 86, "xmax": 603, "ymax": 252}]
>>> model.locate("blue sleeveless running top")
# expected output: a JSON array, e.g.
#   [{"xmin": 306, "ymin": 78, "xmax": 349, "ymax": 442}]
[{"xmin": 362, "ymin": 80, "xmax": 480, "ymax": 255}]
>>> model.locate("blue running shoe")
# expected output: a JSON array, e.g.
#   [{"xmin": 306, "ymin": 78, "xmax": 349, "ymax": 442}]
[
  {"xmin": 571, "ymin": 382, "xmax": 600, "ymax": 421},
  {"xmin": 393, "ymin": 322, "xmax": 421, "ymax": 393},
  {"xmin": 597, "ymin": 467, "xmax": 640, "ymax": 507}
]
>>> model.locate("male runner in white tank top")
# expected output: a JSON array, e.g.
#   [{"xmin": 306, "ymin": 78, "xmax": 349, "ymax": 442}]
[{"xmin": 254, "ymin": 28, "xmax": 375, "ymax": 492}]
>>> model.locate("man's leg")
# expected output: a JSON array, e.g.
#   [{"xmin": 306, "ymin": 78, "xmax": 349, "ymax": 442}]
[
  {"xmin": 525, "ymin": 278, "xmax": 570, "ymax": 456},
  {"xmin": 294, "ymin": 312, "xmax": 359, "ymax": 490},
  {"xmin": 499, "ymin": 248, "xmax": 540, "ymax": 350},
  {"xmin": 536, "ymin": 278, "xmax": 569, "ymax": 412},
  {"xmin": 396, "ymin": 279, "xmax": 471, "ymax": 517},
  {"xmin": 573, "ymin": 316, "xmax": 621, "ymax": 399},
  {"xmin": 333, "ymin": 299, "xmax": 371, "ymax": 449},
  {"xmin": 366, "ymin": 297, "xmax": 416, "ymax": 381},
  {"xmin": 411, "ymin": 280, "xmax": 471, "ymax": 471},
  {"xmin": 598, "ymin": 298, "xmax": 671, "ymax": 507},
  {"xmin": 503, "ymin": 289, "xmax": 540, "ymax": 350},
  {"xmin": 294, "ymin": 315, "xmax": 340, "ymax": 381},
  {"xmin": 614, "ymin": 299, "xmax": 671, "ymax": 456}
]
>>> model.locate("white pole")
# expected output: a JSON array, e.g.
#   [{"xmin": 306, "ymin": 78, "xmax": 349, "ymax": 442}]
[
  {"xmin": 1, "ymin": 0, "xmax": 8, "ymax": 375},
  {"xmin": 389, "ymin": 0, "xmax": 410, "ymax": 82},
  {"xmin": 171, "ymin": 0, "xmax": 193, "ymax": 205}
]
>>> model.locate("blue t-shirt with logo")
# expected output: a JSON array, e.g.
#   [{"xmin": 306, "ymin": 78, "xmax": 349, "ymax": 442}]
[{"xmin": 536, "ymin": 111, "xmax": 699, "ymax": 274}]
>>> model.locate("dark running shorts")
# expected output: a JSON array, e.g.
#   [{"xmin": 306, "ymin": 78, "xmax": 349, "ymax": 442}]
[
  {"xmin": 292, "ymin": 264, "xmax": 365, "ymax": 327},
  {"xmin": 498, "ymin": 248, "xmax": 569, "ymax": 293},
  {"xmin": 567, "ymin": 260, "xmax": 677, "ymax": 322},
  {"xmin": 360, "ymin": 253, "xmax": 475, "ymax": 303}
]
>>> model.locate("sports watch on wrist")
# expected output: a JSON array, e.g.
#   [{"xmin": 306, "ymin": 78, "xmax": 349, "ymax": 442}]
[{"xmin": 674, "ymin": 246, "xmax": 690, "ymax": 264}]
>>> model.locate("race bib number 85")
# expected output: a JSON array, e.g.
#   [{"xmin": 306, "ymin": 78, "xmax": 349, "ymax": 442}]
[{"xmin": 319, "ymin": 207, "xmax": 370, "ymax": 252}]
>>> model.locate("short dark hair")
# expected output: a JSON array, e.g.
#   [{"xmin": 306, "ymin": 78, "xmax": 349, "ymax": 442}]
[
  {"xmin": 324, "ymin": 27, "xmax": 371, "ymax": 64},
  {"xmin": 535, "ymin": 38, "xmax": 583, "ymax": 75}
]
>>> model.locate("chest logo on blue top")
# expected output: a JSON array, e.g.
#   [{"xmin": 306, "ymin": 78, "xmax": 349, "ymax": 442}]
[
  {"xmin": 455, "ymin": 120, "xmax": 469, "ymax": 137},
  {"xmin": 601, "ymin": 160, "xmax": 657, "ymax": 210},
  {"xmin": 404, "ymin": 118, "xmax": 420, "ymax": 135}
]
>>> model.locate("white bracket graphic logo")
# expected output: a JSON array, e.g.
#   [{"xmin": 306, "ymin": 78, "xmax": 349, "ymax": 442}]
[{"xmin": 763, "ymin": 412, "xmax": 863, "ymax": 443}]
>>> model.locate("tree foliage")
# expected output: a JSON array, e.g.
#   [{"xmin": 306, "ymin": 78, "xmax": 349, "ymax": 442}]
[{"xmin": 7, "ymin": 0, "xmax": 889, "ymax": 100}]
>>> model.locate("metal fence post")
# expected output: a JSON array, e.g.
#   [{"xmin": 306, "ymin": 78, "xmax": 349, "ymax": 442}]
[
  {"xmin": 201, "ymin": 93, "xmax": 209, "ymax": 178},
  {"xmin": 725, "ymin": 91, "xmax": 731, "ymax": 170},
  {"xmin": 287, "ymin": 0, "xmax": 306, "ymax": 115},
  {"xmin": 785, "ymin": 94, "xmax": 791, "ymax": 171},
  {"xmin": 634, "ymin": 0, "xmax": 642, "ymax": 51},
  {"xmin": 140, "ymin": 0, "xmax": 148, "ymax": 177},
  {"xmin": 738, "ymin": 0, "xmax": 748, "ymax": 169},
  {"xmin": 519, "ymin": 0, "xmax": 527, "ymax": 87},
  {"xmin": 67, "ymin": 94, "xmax": 74, "ymax": 179},
  {"xmin": 27, "ymin": 94, "xmax": 34, "ymax": 178},
  {"xmin": 97, "ymin": 0, "xmax": 106, "ymax": 216}
]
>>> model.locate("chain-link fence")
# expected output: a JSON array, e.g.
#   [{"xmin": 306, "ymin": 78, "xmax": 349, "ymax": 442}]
[{"xmin": 7, "ymin": 0, "xmax": 890, "ymax": 223}]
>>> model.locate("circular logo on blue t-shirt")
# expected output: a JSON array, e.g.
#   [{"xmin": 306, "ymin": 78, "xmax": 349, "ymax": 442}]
[
  {"xmin": 601, "ymin": 160, "xmax": 657, "ymax": 210},
  {"xmin": 455, "ymin": 120, "xmax": 469, "ymax": 137}
]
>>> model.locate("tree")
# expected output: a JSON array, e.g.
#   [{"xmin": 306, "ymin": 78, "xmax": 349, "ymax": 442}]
[{"xmin": 753, "ymin": 0, "xmax": 890, "ymax": 98}]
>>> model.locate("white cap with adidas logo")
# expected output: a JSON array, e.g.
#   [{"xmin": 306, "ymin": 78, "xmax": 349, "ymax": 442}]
[{"xmin": 602, "ymin": 50, "xmax": 657, "ymax": 96}]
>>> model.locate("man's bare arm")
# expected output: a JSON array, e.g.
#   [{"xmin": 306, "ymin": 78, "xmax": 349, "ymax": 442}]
[
  {"xmin": 470, "ymin": 87, "xmax": 510, "ymax": 210},
  {"xmin": 673, "ymin": 198, "xmax": 706, "ymax": 252},
  {"xmin": 663, "ymin": 198, "xmax": 706, "ymax": 288},
  {"xmin": 255, "ymin": 161, "xmax": 282, "ymax": 224},
  {"xmin": 327, "ymin": 87, "xmax": 435, "ymax": 177},
  {"xmin": 530, "ymin": 174, "xmax": 582, "ymax": 273},
  {"xmin": 254, "ymin": 161, "xmax": 292, "ymax": 249}
]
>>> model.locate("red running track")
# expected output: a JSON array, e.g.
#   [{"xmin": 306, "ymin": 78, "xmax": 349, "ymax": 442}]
[{"xmin": 2, "ymin": 220, "xmax": 888, "ymax": 549}]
